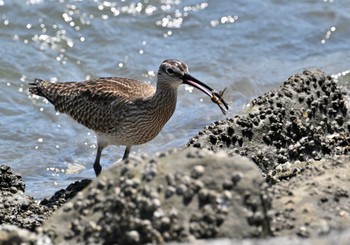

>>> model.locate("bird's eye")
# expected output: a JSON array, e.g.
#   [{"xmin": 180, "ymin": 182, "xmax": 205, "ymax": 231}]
[{"xmin": 166, "ymin": 68, "xmax": 175, "ymax": 75}]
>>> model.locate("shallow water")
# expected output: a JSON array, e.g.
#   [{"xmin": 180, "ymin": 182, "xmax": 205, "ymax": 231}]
[{"xmin": 0, "ymin": 0, "xmax": 349, "ymax": 199}]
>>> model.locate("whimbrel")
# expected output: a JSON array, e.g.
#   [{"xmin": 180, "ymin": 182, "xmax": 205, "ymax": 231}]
[{"xmin": 29, "ymin": 59, "xmax": 228, "ymax": 176}]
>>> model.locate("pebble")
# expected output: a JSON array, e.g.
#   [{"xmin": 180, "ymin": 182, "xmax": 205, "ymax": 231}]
[
  {"xmin": 126, "ymin": 230, "xmax": 140, "ymax": 243},
  {"xmin": 191, "ymin": 165, "xmax": 205, "ymax": 179}
]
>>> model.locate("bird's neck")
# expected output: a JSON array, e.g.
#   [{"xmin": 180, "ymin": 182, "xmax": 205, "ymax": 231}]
[{"xmin": 150, "ymin": 83, "xmax": 178, "ymax": 123}]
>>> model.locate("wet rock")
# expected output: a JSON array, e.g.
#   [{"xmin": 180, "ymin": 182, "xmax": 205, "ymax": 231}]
[
  {"xmin": 0, "ymin": 165, "xmax": 25, "ymax": 192},
  {"xmin": 186, "ymin": 69, "xmax": 350, "ymax": 238},
  {"xmin": 188, "ymin": 70, "xmax": 350, "ymax": 174},
  {"xmin": 42, "ymin": 149, "xmax": 271, "ymax": 244},
  {"xmin": 0, "ymin": 165, "xmax": 52, "ymax": 231},
  {"xmin": 1, "ymin": 69, "xmax": 350, "ymax": 245},
  {"xmin": 0, "ymin": 224, "xmax": 52, "ymax": 245},
  {"xmin": 0, "ymin": 165, "xmax": 91, "ymax": 233},
  {"xmin": 40, "ymin": 179, "xmax": 92, "ymax": 210}
]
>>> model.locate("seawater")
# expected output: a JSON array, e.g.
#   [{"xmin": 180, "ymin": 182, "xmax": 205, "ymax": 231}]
[{"xmin": 0, "ymin": 0, "xmax": 349, "ymax": 199}]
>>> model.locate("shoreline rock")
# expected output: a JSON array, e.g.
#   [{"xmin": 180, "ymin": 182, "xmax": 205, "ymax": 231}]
[
  {"xmin": 0, "ymin": 165, "xmax": 52, "ymax": 231},
  {"xmin": 1, "ymin": 69, "xmax": 350, "ymax": 244},
  {"xmin": 269, "ymin": 155, "xmax": 350, "ymax": 238},
  {"xmin": 188, "ymin": 70, "xmax": 349, "ymax": 175},
  {"xmin": 41, "ymin": 149, "xmax": 272, "ymax": 244}
]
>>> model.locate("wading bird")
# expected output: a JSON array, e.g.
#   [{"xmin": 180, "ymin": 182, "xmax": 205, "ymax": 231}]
[{"xmin": 29, "ymin": 59, "xmax": 228, "ymax": 176}]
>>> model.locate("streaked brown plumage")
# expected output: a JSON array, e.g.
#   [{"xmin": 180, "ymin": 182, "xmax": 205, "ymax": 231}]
[{"xmin": 29, "ymin": 59, "xmax": 228, "ymax": 176}]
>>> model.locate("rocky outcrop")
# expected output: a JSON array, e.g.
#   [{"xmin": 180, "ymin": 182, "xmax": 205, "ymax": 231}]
[
  {"xmin": 40, "ymin": 179, "xmax": 92, "ymax": 210},
  {"xmin": 0, "ymin": 165, "xmax": 51, "ymax": 231},
  {"xmin": 186, "ymin": 69, "xmax": 350, "ymax": 238},
  {"xmin": 0, "ymin": 224, "xmax": 52, "ymax": 245},
  {"xmin": 1, "ymin": 69, "xmax": 350, "ymax": 244},
  {"xmin": 42, "ymin": 149, "xmax": 271, "ymax": 244},
  {"xmin": 188, "ymin": 70, "xmax": 350, "ymax": 176},
  {"xmin": 269, "ymin": 155, "xmax": 350, "ymax": 237}
]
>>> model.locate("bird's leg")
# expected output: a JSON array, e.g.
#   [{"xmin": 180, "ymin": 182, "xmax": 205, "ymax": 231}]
[
  {"xmin": 93, "ymin": 144, "xmax": 104, "ymax": 176},
  {"xmin": 122, "ymin": 146, "xmax": 131, "ymax": 160}
]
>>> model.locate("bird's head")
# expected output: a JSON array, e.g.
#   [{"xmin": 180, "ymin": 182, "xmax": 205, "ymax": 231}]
[
  {"xmin": 157, "ymin": 59, "xmax": 229, "ymax": 114},
  {"xmin": 157, "ymin": 59, "xmax": 189, "ymax": 88},
  {"xmin": 157, "ymin": 59, "xmax": 213, "ymax": 94}
]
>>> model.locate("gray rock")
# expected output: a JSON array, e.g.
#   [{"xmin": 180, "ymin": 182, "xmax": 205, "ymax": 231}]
[
  {"xmin": 188, "ymin": 70, "xmax": 350, "ymax": 174},
  {"xmin": 40, "ymin": 179, "xmax": 92, "ymax": 210},
  {"xmin": 186, "ymin": 69, "xmax": 350, "ymax": 238},
  {"xmin": 167, "ymin": 228, "xmax": 350, "ymax": 245},
  {"xmin": 269, "ymin": 155, "xmax": 350, "ymax": 237},
  {"xmin": 0, "ymin": 165, "xmax": 25, "ymax": 192},
  {"xmin": 42, "ymin": 149, "xmax": 271, "ymax": 244},
  {"xmin": 0, "ymin": 224, "xmax": 52, "ymax": 245},
  {"xmin": 1, "ymin": 69, "xmax": 350, "ymax": 245},
  {"xmin": 0, "ymin": 165, "xmax": 52, "ymax": 231}
]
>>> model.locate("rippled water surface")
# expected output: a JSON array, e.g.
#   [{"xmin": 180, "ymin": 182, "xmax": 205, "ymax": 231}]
[{"xmin": 1, "ymin": 0, "xmax": 350, "ymax": 199}]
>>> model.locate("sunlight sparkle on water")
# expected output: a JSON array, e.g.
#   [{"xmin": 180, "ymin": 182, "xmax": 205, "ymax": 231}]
[
  {"xmin": 20, "ymin": 75, "xmax": 27, "ymax": 82},
  {"xmin": 163, "ymin": 30, "xmax": 173, "ymax": 38},
  {"xmin": 210, "ymin": 15, "xmax": 238, "ymax": 27},
  {"xmin": 148, "ymin": 70, "xmax": 156, "ymax": 77},
  {"xmin": 145, "ymin": 5, "xmax": 157, "ymax": 15},
  {"xmin": 321, "ymin": 26, "xmax": 336, "ymax": 44},
  {"xmin": 26, "ymin": 0, "xmax": 43, "ymax": 5},
  {"xmin": 157, "ymin": 16, "xmax": 183, "ymax": 28},
  {"xmin": 185, "ymin": 85, "xmax": 194, "ymax": 93},
  {"xmin": 183, "ymin": 2, "xmax": 208, "ymax": 12},
  {"xmin": 47, "ymin": 167, "xmax": 64, "ymax": 176},
  {"xmin": 331, "ymin": 69, "xmax": 350, "ymax": 81}
]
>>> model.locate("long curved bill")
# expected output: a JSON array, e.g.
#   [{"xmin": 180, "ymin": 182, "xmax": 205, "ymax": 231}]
[{"xmin": 182, "ymin": 73, "xmax": 229, "ymax": 115}]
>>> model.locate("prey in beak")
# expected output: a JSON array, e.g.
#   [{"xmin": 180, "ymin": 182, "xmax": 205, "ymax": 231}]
[{"xmin": 182, "ymin": 73, "xmax": 229, "ymax": 115}]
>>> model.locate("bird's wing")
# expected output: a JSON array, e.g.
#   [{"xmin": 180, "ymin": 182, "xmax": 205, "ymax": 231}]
[
  {"xmin": 82, "ymin": 77, "xmax": 156, "ymax": 103},
  {"xmin": 31, "ymin": 77, "xmax": 156, "ymax": 132}
]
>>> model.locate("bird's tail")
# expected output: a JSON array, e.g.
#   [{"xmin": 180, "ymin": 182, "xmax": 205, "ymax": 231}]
[{"xmin": 28, "ymin": 79, "xmax": 54, "ymax": 104}]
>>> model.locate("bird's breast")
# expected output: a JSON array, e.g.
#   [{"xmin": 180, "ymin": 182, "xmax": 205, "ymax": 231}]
[{"xmin": 102, "ymin": 97, "xmax": 176, "ymax": 146}]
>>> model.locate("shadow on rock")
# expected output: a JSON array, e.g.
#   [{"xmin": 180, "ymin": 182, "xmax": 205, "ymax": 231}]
[{"xmin": 40, "ymin": 179, "xmax": 92, "ymax": 210}]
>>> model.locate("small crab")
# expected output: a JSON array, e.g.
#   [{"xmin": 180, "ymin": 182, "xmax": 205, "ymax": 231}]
[{"xmin": 211, "ymin": 87, "xmax": 229, "ymax": 115}]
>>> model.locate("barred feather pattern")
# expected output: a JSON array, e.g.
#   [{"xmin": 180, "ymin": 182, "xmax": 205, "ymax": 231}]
[
  {"xmin": 29, "ymin": 77, "xmax": 177, "ymax": 146},
  {"xmin": 28, "ymin": 59, "xmax": 220, "ymax": 176}
]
